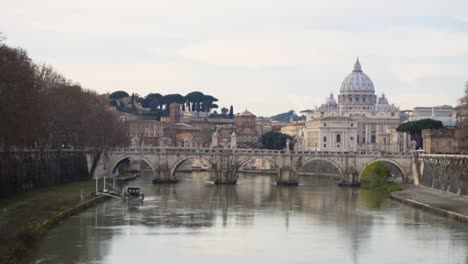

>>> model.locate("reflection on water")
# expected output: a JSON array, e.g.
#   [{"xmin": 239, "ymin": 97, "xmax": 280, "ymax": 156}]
[{"xmin": 30, "ymin": 172, "xmax": 468, "ymax": 264}]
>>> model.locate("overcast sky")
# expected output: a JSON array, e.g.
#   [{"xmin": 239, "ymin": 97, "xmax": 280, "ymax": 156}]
[{"xmin": 1, "ymin": 0, "xmax": 467, "ymax": 116}]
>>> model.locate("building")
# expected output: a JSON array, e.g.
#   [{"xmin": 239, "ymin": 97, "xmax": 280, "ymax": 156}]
[
  {"xmin": 409, "ymin": 105, "xmax": 457, "ymax": 128},
  {"xmin": 303, "ymin": 117, "xmax": 357, "ymax": 151},
  {"xmin": 170, "ymin": 103, "xmax": 181, "ymax": 123},
  {"xmin": 235, "ymin": 109, "xmax": 259, "ymax": 148},
  {"xmin": 422, "ymin": 128, "xmax": 468, "ymax": 154},
  {"xmin": 255, "ymin": 117, "xmax": 273, "ymax": 137},
  {"xmin": 300, "ymin": 59, "xmax": 402, "ymax": 151},
  {"xmin": 280, "ymin": 122, "xmax": 305, "ymax": 138},
  {"xmin": 127, "ymin": 120, "xmax": 164, "ymax": 146}
]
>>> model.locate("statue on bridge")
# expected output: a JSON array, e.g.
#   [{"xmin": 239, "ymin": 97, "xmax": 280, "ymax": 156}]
[
  {"xmin": 131, "ymin": 135, "xmax": 140, "ymax": 148},
  {"xmin": 211, "ymin": 130, "xmax": 218, "ymax": 148}
]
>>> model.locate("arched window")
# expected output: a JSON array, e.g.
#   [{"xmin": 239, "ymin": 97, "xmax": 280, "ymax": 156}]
[{"xmin": 336, "ymin": 134, "xmax": 341, "ymax": 143}]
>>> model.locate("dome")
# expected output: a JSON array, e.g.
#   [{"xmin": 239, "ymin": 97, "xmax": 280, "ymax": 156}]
[
  {"xmin": 377, "ymin": 93, "xmax": 389, "ymax": 105},
  {"xmin": 238, "ymin": 109, "xmax": 255, "ymax": 117},
  {"xmin": 324, "ymin": 93, "xmax": 337, "ymax": 106},
  {"xmin": 340, "ymin": 58, "xmax": 375, "ymax": 94}
]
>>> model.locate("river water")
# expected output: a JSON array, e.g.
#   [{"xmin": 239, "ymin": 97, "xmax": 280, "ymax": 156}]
[{"xmin": 29, "ymin": 172, "xmax": 468, "ymax": 264}]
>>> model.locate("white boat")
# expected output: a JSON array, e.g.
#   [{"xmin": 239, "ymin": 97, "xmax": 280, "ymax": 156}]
[{"xmin": 122, "ymin": 186, "xmax": 145, "ymax": 202}]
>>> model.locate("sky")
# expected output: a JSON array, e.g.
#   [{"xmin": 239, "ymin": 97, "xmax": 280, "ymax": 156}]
[{"xmin": 1, "ymin": 0, "xmax": 468, "ymax": 116}]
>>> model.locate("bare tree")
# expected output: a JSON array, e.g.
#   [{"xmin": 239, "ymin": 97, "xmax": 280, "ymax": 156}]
[
  {"xmin": 455, "ymin": 81, "xmax": 468, "ymax": 147},
  {"xmin": 0, "ymin": 45, "xmax": 38, "ymax": 150},
  {"xmin": 0, "ymin": 35, "xmax": 129, "ymax": 150}
]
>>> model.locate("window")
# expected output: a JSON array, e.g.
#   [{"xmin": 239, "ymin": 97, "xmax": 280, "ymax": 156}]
[
  {"xmin": 371, "ymin": 135, "xmax": 376, "ymax": 143},
  {"xmin": 336, "ymin": 134, "xmax": 341, "ymax": 143},
  {"xmin": 350, "ymin": 137, "xmax": 354, "ymax": 141},
  {"xmin": 350, "ymin": 123, "xmax": 354, "ymax": 127},
  {"xmin": 323, "ymin": 144, "xmax": 326, "ymax": 148},
  {"xmin": 323, "ymin": 136, "xmax": 327, "ymax": 142},
  {"xmin": 337, "ymin": 145, "xmax": 340, "ymax": 148},
  {"xmin": 324, "ymin": 123, "xmax": 327, "ymax": 127}
]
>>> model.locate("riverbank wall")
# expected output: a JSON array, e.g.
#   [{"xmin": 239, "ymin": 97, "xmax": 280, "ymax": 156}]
[
  {"xmin": 419, "ymin": 154, "xmax": 468, "ymax": 196},
  {"xmin": 0, "ymin": 150, "xmax": 97, "ymax": 197}
]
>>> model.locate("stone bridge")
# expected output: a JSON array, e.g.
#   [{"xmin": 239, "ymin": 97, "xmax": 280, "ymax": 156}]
[{"xmin": 91, "ymin": 147, "xmax": 416, "ymax": 185}]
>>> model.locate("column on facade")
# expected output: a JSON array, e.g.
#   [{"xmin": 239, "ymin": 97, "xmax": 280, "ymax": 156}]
[
  {"xmin": 403, "ymin": 132, "xmax": 408, "ymax": 152},
  {"xmin": 365, "ymin": 124, "xmax": 370, "ymax": 144}
]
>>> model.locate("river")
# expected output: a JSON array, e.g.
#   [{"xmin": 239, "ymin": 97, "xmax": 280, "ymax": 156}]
[{"xmin": 29, "ymin": 172, "xmax": 468, "ymax": 264}]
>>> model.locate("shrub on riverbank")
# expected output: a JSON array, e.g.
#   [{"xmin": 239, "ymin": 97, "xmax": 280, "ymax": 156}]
[{"xmin": 361, "ymin": 162, "xmax": 404, "ymax": 193}]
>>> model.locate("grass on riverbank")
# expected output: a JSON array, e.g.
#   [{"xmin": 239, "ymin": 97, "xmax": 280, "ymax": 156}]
[{"xmin": 0, "ymin": 181, "xmax": 98, "ymax": 263}]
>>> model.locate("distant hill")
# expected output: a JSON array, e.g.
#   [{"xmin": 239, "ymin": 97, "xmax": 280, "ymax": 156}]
[{"xmin": 270, "ymin": 110, "xmax": 305, "ymax": 123}]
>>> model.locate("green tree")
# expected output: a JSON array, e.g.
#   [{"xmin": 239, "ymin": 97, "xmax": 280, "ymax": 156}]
[
  {"xmin": 185, "ymin": 91, "xmax": 204, "ymax": 111},
  {"xmin": 109, "ymin": 91, "xmax": 129, "ymax": 99},
  {"xmin": 130, "ymin": 93, "xmax": 142, "ymax": 104},
  {"xmin": 396, "ymin": 118, "xmax": 443, "ymax": 148},
  {"xmin": 228, "ymin": 105, "xmax": 234, "ymax": 118},
  {"xmin": 163, "ymin": 94, "xmax": 185, "ymax": 109},
  {"xmin": 201, "ymin": 95, "xmax": 219, "ymax": 112},
  {"xmin": 221, "ymin": 107, "xmax": 229, "ymax": 116},
  {"xmin": 396, "ymin": 118, "xmax": 444, "ymax": 134},
  {"xmin": 260, "ymin": 131, "xmax": 292, "ymax": 150},
  {"xmin": 142, "ymin": 93, "xmax": 163, "ymax": 111}
]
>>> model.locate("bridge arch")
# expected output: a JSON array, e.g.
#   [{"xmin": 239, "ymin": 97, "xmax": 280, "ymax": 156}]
[
  {"xmin": 358, "ymin": 158, "xmax": 406, "ymax": 182},
  {"xmin": 236, "ymin": 157, "xmax": 280, "ymax": 172},
  {"xmin": 110, "ymin": 154, "xmax": 156, "ymax": 177},
  {"xmin": 301, "ymin": 157, "xmax": 344, "ymax": 176},
  {"xmin": 169, "ymin": 156, "xmax": 213, "ymax": 177},
  {"xmin": 231, "ymin": 157, "xmax": 280, "ymax": 181}
]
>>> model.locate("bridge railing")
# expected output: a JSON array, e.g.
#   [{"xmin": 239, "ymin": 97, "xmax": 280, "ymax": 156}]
[
  {"xmin": 420, "ymin": 153, "xmax": 468, "ymax": 159},
  {"xmin": 108, "ymin": 146, "xmax": 412, "ymax": 157}
]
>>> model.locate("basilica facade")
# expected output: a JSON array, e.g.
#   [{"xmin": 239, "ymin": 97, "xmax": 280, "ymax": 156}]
[{"xmin": 298, "ymin": 59, "xmax": 402, "ymax": 151}]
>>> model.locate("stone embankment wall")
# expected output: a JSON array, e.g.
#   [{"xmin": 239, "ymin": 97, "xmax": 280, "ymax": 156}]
[
  {"xmin": 422, "ymin": 129, "xmax": 468, "ymax": 154},
  {"xmin": 420, "ymin": 155, "xmax": 468, "ymax": 195},
  {"xmin": 0, "ymin": 151, "xmax": 93, "ymax": 197}
]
